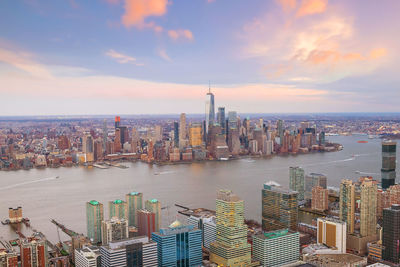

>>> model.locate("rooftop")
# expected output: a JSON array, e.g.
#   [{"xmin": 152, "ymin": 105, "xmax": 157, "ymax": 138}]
[
  {"xmin": 256, "ymin": 229, "xmax": 296, "ymax": 240},
  {"xmin": 89, "ymin": 200, "xmax": 99, "ymax": 205},
  {"xmin": 113, "ymin": 199, "xmax": 123, "ymax": 204}
]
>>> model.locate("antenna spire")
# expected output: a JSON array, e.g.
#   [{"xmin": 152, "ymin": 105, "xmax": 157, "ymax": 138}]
[{"xmin": 208, "ymin": 80, "xmax": 211, "ymax": 93}]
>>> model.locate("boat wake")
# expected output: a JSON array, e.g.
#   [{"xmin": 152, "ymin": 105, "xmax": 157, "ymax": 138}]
[{"xmin": 0, "ymin": 176, "xmax": 58, "ymax": 191}]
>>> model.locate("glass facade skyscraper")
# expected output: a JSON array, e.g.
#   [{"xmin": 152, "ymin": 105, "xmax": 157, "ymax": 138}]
[
  {"xmin": 382, "ymin": 141, "xmax": 397, "ymax": 189},
  {"xmin": 262, "ymin": 183, "xmax": 298, "ymax": 232},
  {"xmin": 289, "ymin": 166, "xmax": 305, "ymax": 200},
  {"xmin": 109, "ymin": 199, "xmax": 127, "ymax": 220},
  {"xmin": 152, "ymin": 221, "xmax": 202, "ymax": 267},
  {"xmin": 86, "ymin": 200, "xmax": 104, "ymax": 244},
  {"xmin": 209, "ymin": 190, "xmax": 251, "ymax": 267},
  {"xmin": 339, "ymin": 179, "xmax": 355, "ymax": 234},
  {"xmin": 205, "ymin": 89, "xmax": 215, "ymax": 134},
  {"xmin": 126, "ymin": 192, "xmax": 143, "ymax": 227},
  {"xmin": 383, "ymin": 204, "xmax": 400, "ymax": 264}
]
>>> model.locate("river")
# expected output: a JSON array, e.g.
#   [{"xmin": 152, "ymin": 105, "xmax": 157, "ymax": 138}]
[{"xmin": 0, "ymin": 135, "xmax": 397, "ymax": 243}]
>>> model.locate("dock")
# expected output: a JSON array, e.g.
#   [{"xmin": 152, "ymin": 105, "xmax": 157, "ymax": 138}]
[{"xmin": 93, "ymin": 164, "xmax": 109, "ymax": 169}]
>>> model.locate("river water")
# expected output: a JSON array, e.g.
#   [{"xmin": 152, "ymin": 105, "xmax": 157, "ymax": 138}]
[{"xmin": 0, "ymin": 136, "xmax": 397, "ymax": 243}]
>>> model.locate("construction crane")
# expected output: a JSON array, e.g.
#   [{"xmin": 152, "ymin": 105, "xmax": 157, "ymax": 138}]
[{"xmin": 50, "ymin": 219, "xmax": 80, "ymax": 238}]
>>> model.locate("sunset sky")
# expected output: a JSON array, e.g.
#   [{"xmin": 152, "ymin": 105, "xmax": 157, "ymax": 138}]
[{"xmin": 0, "ymin": 0, "xmax": 399, "ymax": 115}]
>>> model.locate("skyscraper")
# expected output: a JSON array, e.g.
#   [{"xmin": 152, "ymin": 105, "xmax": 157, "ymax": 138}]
[
  {"xmin": 145, "ymin": 199, "xmax": 161, "ymax": 232},
  {"xmin": 360, "ymin": 178, "xmax": 377, "ymax": 237},
  {"xmin": 382, "ymin": 204, "xmax": 400, "ymax": 264},
  {"xmin": 126, "ymin": 192, "xmax": 143, "ymax": 227},
  {"xmin": 317, "ymin": 218, "xmax": 347, "ymax": 253},
  {"xmin": 339, "ymin": 179, "xmax": 355, "ymax": 234},
  {"xmin": 152, "ymin": 221, "xmax": 202, "ymax": 267},
  {"xmin": 179, "ymin": 113, "xmax": 186, "ymax": 149},
  {"xmin": 205, "ymin": 88, "xmax": 215, "ymax": 134},
  {"xmin": 209, "ymin": 190, "xmax": 252, "ymax": 266},
  {"xmin": 109, "ymin": 199, "xmax": 127, "ymax": 220},
  {"xmin": 227, "ymin": 111, "xmax": 237, "ymax": 129},
  {"xmin": 311, "ymin": 186, "xmax": 329, "ymax": 212},
  {"xmin": 381, "ymin": 141, "xmax": 397, "ymax": 189},
  {"xmin": 189, "ymin": 123, "xmax": 202, "ymax": 147},
  {"xmin": 101, "ymin": 217, "xmax": 129, "ymax": 245},
  {"xmin": 137, "ymin": 209, "xmax": 156, "ymax": 239},
  {"xmin": 115, "ymin": 116, "xmax": 120, "ymax": 128},
  {"xmin": 304, "ymin": 173, "xmax": 327, "ymax": 200},
  {"xmin": 20, "ymin": 237, "xmax": 47, "ymax": 267},
  {"xmin": 86, "ymin": 200, "xmax": 104, "ymax": 244},
  {"xmin": 262, "ymin": 182, "xmax": 298, "ymax": 231},
  {"xmin": 173, "ymin": 121, "xmax": 179, "ymax": 148},
  {"xmin": 217, "ymin": 107, "xmax": 225, "ymax": 134},
  {"xmin": 103, "ymin": 119, "xmax": 107, "ymax": 152},
  {"xmin": 289, "ymin": 166, "xmax": 305, "ymax": 200}
]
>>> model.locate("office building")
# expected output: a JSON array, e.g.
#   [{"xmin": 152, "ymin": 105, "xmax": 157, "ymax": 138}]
[
  {"xmin": 305, "ymin": 173, "xmax": 327, "ymax": 199},
  {"xmin": 209, "ymin": 190, "xmax": 252, "ymax": 267},
  {"xmin": 100, "ymin": 237, "xmax": 157, "ymax": 267},
  {"xmin": 289, "ymin": 166, "xmax": 305, "ymax": 200},
  {"xmin": 173, "ymin": 121, "xmax": 179, "ymax": 148},
  {"xmin": 102, "ymin": 217, "xmax": 129, "ymax": 245},
  {"xmin": 312, "ymin": 186, "xmax": 329, "ymax": 212},
  {"xmin": 187, "ymin": 215, "xmax": 216, "ymax": 250},
  {"xmin": 74, "ymin": 246, "xmax": 101, "ymax": 267},
  {"xmin": 8, "ymin": 206, "xmax": 22, "ymax": 223},
  {"xmin": 381, "ymin": 141, "xmax": 396, "ymax": 189},
  {"xmin": 87, "ymin": 200, "xmax": 104, "ymax": 244},
  {"xmin": 126, "ymin": 192, "xmax": 143, "ymax": 227},
  {"xmin": 382, "ymin": 204, "xmax": 400, "ymax": 263},
  {"xmin": 253, "ymin": 229, "xmax": 299, "ymax": 267},
  {"xmin": 179, "ymin": 113, "xmax": 187, "ymax": 149},
  {"xmin": 339, "ymin": 179, "xmax": 355, "ymax": 234},
  {"xmin": 205, "ymin": 88, "xmax": 215, "ymax": 133},
  {"xmin": 20, "ymin": 237, "xmax": 47, "ymax": 267},
  {"xmin": 115, "ymin": 116, "xmax": 120, "ymax": 128},
  {"xmin": 360, "ymin": 178, "xmax": 377, "ymax": 237},
  {"xmin": 152, "ymin": 221, "xmax": 202, "ymax": 267},
  {"xmin": 217, "ymin": 107, "xmax": 225, "ymax": 134},
  {"xmin": 227, "ymin": 111, "xmax": 237, "ymax": 129},
  {"xmin": 109, "ymin": 199, "xmax": 127, "ymax": 220},
  {"xmin": 317, "ymin": 218, "xmax": 347, "ymax": 253},
  {"xmin": 189, "ymin": 123, "xmax": 202, "ymax": 147},
  {"xmin": 145, "ymin": 199, "xmax": 161, "ymax": 232},
  {"xmin": 137, "ymin": 209, "xmax": 156, "ymax": 239},
  {"xmin": 262, "ymin": 182, "xmax": 298, "ymax": 231}
]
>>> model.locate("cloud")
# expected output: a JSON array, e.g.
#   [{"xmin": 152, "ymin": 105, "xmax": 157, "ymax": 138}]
[
  {"xmin": 157, "ymin": 48, "xmax": 172, "ymax": 62},
  {"xmin": 167, "ymin": 29, "xmax": 194, "ymax": 41},
  {"xmin": 277, "ymin": 0, "xmax": 297, "ymax": 12},
  {"xmin": 121, "ymin": 0, "xmax": 168, "ymax": 29},
  {"xmin": 296, "ymin": 0, "xmax": 328, "ymax": 17},
  {"xmin": 105, "ymin": 49, "xmax": 138, "ymax": 64},
  {"xmin": 0, "ymin": 47, "xmax": 52, "ymax": 78}
]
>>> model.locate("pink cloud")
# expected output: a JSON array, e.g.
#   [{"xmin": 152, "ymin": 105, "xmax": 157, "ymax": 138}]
[
  {"xmin": 168, "ymin": 29, "xmax": 194, "ymax": 41},
  {"xmin": 277, "ymin": 0, "xmax": 297, "ymax": 12},
  {"xmin": 296, "ymin": 0, "xmax": 328, "ymax": 17},
  {"xmin": 121, "ymin": 0, "xmax": 167, "ymax": 29}
]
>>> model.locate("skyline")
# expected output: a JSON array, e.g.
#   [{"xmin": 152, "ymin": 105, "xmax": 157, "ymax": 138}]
[{"xmin": 1, "ymin": 0, "xmax": 400, "ymax": 115}]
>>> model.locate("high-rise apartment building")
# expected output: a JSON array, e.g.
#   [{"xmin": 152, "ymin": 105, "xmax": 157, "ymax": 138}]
[
  {"xmin": 312, "ymin": 186, "xmax": 329, "ymax": 212},
  {"xmin": 100, "ymin": 237, "xmax": 158, "ymax": 267},
  {"xmin": 189, "ymin": 123, "xmax": 202, "ymax": 147},
  {"xmin": 382, "ymin": 204, "xmax": 400, "ymax": 264},
  {"xmin": 381, "ymin": 141, "xmax": 397, "ymax": 189},
  {"xmin": 86, "ymin": 200, "xmax": 104, "ymax": 244},
  {"xmin": 217, "ymin": 107, "xmax": 225, "ymax": 134},
  {"xmin": 126, "ymin": 192, "xmax": 143, "ymax": 227},
  {"xmin": 209, "ymin": 190, "xmax": 252, "ymax": 267},
  {"xmin": 187, "ymin": 215, "xmax": 216, "ymax": 250},
  {"xmin": 253, "ymin": 229, "xmax": 299, "ymax": 267},
  {"xmin": 317, "ymin": 218, "xmax": 347, "ymax": 253},
  {"xmin": 152, "ymin": 221, "xmax": 202, "ymax": 266},
  {"xmin": 0, "ymin": 249, "xmax": 18, "ymax": 267},
  {"xmin": 305, "ymin": 173, "xmax": 327, "ymax": 199},
  {"xmin": 360, "ymin": 178, "xmax": 377, "ymax": 237},
  {"xmin": 205, "ymin": 89, "xmax": 215, "ymax": 134},
  {"xmin": 109, "ymin": 199, "xmax": 127, "ymax": 220},
  {"xmin": 20, "ymin": 237, "xmax": 47, "ymax": 267},
  {"xmin": 137, "ymin": 209, "xmax": 156, "ymax": 239},
  {"xmin": 145, "ymin": 199, "xmax": 161, "ymax": 232},
  {"xmin": 179, "ymin": 113, "xmax": 187, "ymax": 149},
  {"xmin": 339, "ymin": 179, "xmax": 355, "ymax": 234},
  {"xmin": 289, "ymin": 166, "xmax": 305, "ymax": 200},
  {"xmin": 262, "ymin": 182, "xmax": 298, "ymax": 231},
  {"xmin": 101, "ymin": 217, "xmax": 129, "ymax": 245}
]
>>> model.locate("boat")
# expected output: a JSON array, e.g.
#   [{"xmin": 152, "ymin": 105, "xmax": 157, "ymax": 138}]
[
  {"xmin": 357, "ymin": 140, "xmax": 368, "ymax": 143},
  {"xmin": 55, "ymin": 176, "xmax": 59, "ymax": 179}
]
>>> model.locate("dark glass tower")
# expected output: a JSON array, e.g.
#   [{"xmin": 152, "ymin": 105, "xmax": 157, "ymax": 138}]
[
  {"xmin": 173, "ymin": 121, "xmax": 179, "ymax": 148},
  {"xmin": 217, "ymin": 107, "xmax": 225, "ymax": 134},
  {"xmin": 382, "ymin": 141, "xmax": 397, "ymax": 189},
  {"xmin": 383, "ymin": 204, "xmax": 400, "ymax": 263}
]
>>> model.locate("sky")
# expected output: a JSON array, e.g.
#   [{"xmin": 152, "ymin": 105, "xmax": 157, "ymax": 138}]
[{"xmin": 0, "ymin": 0, "xmax": 399, "ymax": 115}]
